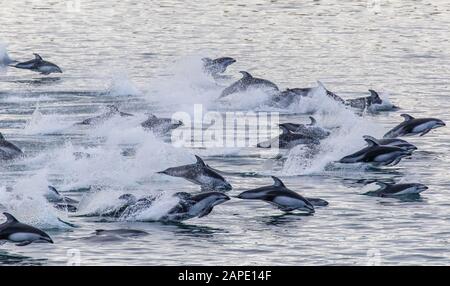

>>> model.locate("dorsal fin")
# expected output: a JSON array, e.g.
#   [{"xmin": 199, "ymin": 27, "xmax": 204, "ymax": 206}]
[
  {"xmin": 375, "ymin": 182, "xmax": 388, "ymax": 190},
  {"xmin": 3, "ymin": 212, "xmax": 18, "ymax": 223},
  {"xmin": 401, "ymin": 114, "xmax": 414, "ymax": 121},
  {"xmin": 271, "ymin": 176, "xmax": 286, "ymax": 188},
  {"xmin": 33, "ymin": 53, "xmax": 43, "ymax": 61},
  {"xmin": 363, "ymin": 136, "xmax": 380, "ymax": 147},
  {"xmin": 369, "ymin": 89, "xmax": 380, "ymax": 100},
  {"xmin": 194, "ymin": 155, "xmax": 206, "ymax": 166},
  {"xmin": 0, "ymin": 133, "xmax": 4, "ymax": 140},
  {"xmin": 47, "ymin": 185, "xmax": 60, "ymax": 196},
  {"xmin": 239, "ymin": 71, "xmax": 252, "ymax": 79},
  {"xmin": 308, "ymin": 116, "xmax": 316, "ymax": 126},
  {"xmin": 316, "ymin": 81, "xmax": 327, "ymax": 90}
]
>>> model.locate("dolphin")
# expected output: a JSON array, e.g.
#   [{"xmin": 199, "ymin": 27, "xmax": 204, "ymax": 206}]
[
  {"xmin": 94, "ymin": 229, "xmax": 148, "ymax": 237},
  {"xmin": 74, "ymin": 193, "xmax": 138, "ymax": 218},
  {"xmin": 345, "ymin": 90, "xmax": 382, "ymax": 109},
  {"xmin": 13, "ymin": 53, "xmax": 62, "ymax": 75},
  {"xmin": 116, "ymin": 191, "xmax": 230, "ymax": 221},
  {"xmin": 272, "ymin": 87, "xmax": 311, "ymax": 107},
  {"xmin": 76, "ymin": 105, "xmax": 133, "ymax": 125},
  {"xmin": 384, "ymin": 114, "xmax": 446, "ymax": 138},
  {"xmin": 219, "ymin": 71, "xmax": 279, "ymax": 98},
  {"xmin": 339, "ymin": 137, "xmax": 413, "ymax": 166},
  {"xmin": 257, "ymin": 125, "xmax": 320, "ymax": 149},
  {"xmin": 316, "ymin": 81, "xmax": 346, "ymax": 104},
  {"xmin": 237, "ymin": 176, "xmax": 321, "ymax": 213},
  {"xmin": 0, "ymin": 133, "xmax": 23, "ymax": 161},
  {"xmin": 0, "ymin": 213, "xmax": 53, "ymax": 246},
  {"xmin": 46, "ymin": 186, "xmax": 79, "ymax": 213},
  {"xmin": 141, "ymin": 114, "xmax": 183, "ymax": 134},
  {"xmin": 163, "ymin": 192, "xmax": 230, "ymax": 221},
  {"xmin": 364, "ymin": 182, "xmax": 428, "ymax": 197},
  {"xmin": 158, "ymin": 155, "xmax": 232, "ymax": 191},
  {"xmin": 362, "ymin": 135, "xmax": 417, "ymax": 152},
  {"xmin": 202, "ymin": 57, "xmax": 236, "ymax": 76},
  {"xmin": 279, "ymin": 116, "xmax": 330, "ymax": 140},
  {"xmin": 46, "ymin": 186, "xmax": 79, "ymax": 204}
]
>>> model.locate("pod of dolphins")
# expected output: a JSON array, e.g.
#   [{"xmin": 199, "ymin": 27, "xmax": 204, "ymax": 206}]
[{"xmin": 0, "ymin": 55, "xmax": 446, "ymax": 247}]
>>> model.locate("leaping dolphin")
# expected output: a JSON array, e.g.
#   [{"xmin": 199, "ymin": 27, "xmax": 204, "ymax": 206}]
[
  {"xmin": 0, "ymin": 213, "xmax": 54, "ymax": 246},
  {"xmin": 237, "ymin": 176, "xmax": 327, "ymax": 213},
  {"xmin": 363, "ymin": 182, "xmax": 428, "ymax": 197},
  {"xmin": 13, "ymin": 53, "xmax": 62, "ymax": 75},
  {"xmin": 257, "ymin": 125, "xmax": 320, "ymax": 149},
  {"xmin": 220, "ymin": 71, "xmax": 279, "ymax": 98},
  {"xmin": 362, "ymin": 135, "xmax": 417, "ymax": 152},
  {"xmin": 384, "ymin": 114, "xmax": 446, "ymax": 138},
  {"xmin": 279, "ymin": 116, "xmax": 330, "ymax": 140},
  {"xmin": 0, "ymin": 133, "xmax": 23, "ymax": 161},
  {"xmin": 141, "ymin": 114, "xmax": 183, "ymax": 134},
  {"xmin": 76, "ymin": 105, "xmax": 133, "ymax": 125},
  {"xmin": 339, "ymin": 136, "xmax": 413, "ymax": 166},
  {"xmin": 202, "ymin": 57, "xmax": 236, "ymax": 76},
  {"xmin": 158, "ymin": 155, "xmax": 233, "ymax": 192}
]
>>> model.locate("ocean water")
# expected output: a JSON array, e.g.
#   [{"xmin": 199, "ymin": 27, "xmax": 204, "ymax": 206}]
[{"xmin": 1, "ymin": 0, "xmax": 450, "ymax": 266}]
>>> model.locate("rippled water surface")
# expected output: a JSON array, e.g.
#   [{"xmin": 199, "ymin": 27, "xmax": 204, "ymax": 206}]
[{"xmin": 1, "ymin": 0, "xmax": 450, "ymax": 265}]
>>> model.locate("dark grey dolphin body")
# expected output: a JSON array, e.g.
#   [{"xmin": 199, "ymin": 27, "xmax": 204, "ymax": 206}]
[
  {"xmin": 272, "ymin": 81, "xmax": 345, "ymax": 107},
  {"xmin": 76, "ymin": 105, "xmax": 133, "ymax": 125},
  {"xmin": 158, "ymin": 155, "xmax": 232, "ymax": 191},
  {"xmin": 0, "ymin": 133, "xmax": 23, "ymax": 161},
  {"xmin": 271, "ymin": 87, "xmax": 312, "ymax": 107},
  {"xmin": 141, "ymin": 114, "xmax": 183, "ymax": 134},
  {"xmin": 237, "ymin": 176, "xmax": 325, "ymax": 213},
  {"xmin": 0, "ymin": 213, "xmax": 53, "ymax": 246},
  {"xmin": 94, "ymin": 229, "xmax": 148, "ymax": 237},
  {"xmin": 202, "ymin": 57, "xmax": 236, "ymax": 76},
  {"xmin": 257, "ymin": 125, "xmax": 320, "ymax": 149},
  {"xmin": 364, "ymin": 182, "xmax": 428, "ymax": 197},
  {"xmin": 75, "ymin": 193, "xmax": 138, "ymax": 218},
  {"xmin": 346, "ymin": 90, "xmax": 383, "ymax": 109},
  {"xmin": 161, "ymin": 192, "xmax": 230, "ymax": 221},
  {"xmin": 279, "ymin": 117, "xmax": 330, "ymax": 140},
  {"xmin": 339, "ymin": 137, "xmax": 413, "ymax": 166},
  {"xmin": 220, "ymin": 71, "xmax": 279, "ymax": 98},
  {"xmin": 362, "ymin": 135, "xmax": 417, "ymax": 152},
  {"xmin": 46, "ymin": 186, "xmax": 79, "ymax": 213},
  {"xmin": 316, "ymin": 81, "xmax": 346, "ymax": 104},
  {"xmin": 383, "ymin": 114, "xmax": 446, "ymax": 138},
  {"xmin": 13, "ymin": 53, "xmax": 62, "ymax": 75},
  {"xmin": 315, "ymin": 83, "xmax": 398, "ymax": 111},
  {"xmin": 94, "ymin": 192, "xmax": 230, "ymax": 222}
]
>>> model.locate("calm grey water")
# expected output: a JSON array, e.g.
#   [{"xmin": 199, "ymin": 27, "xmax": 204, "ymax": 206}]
[{"xmin": 1, "ymin": 0, "xmax": 450, "ymax": 266}]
